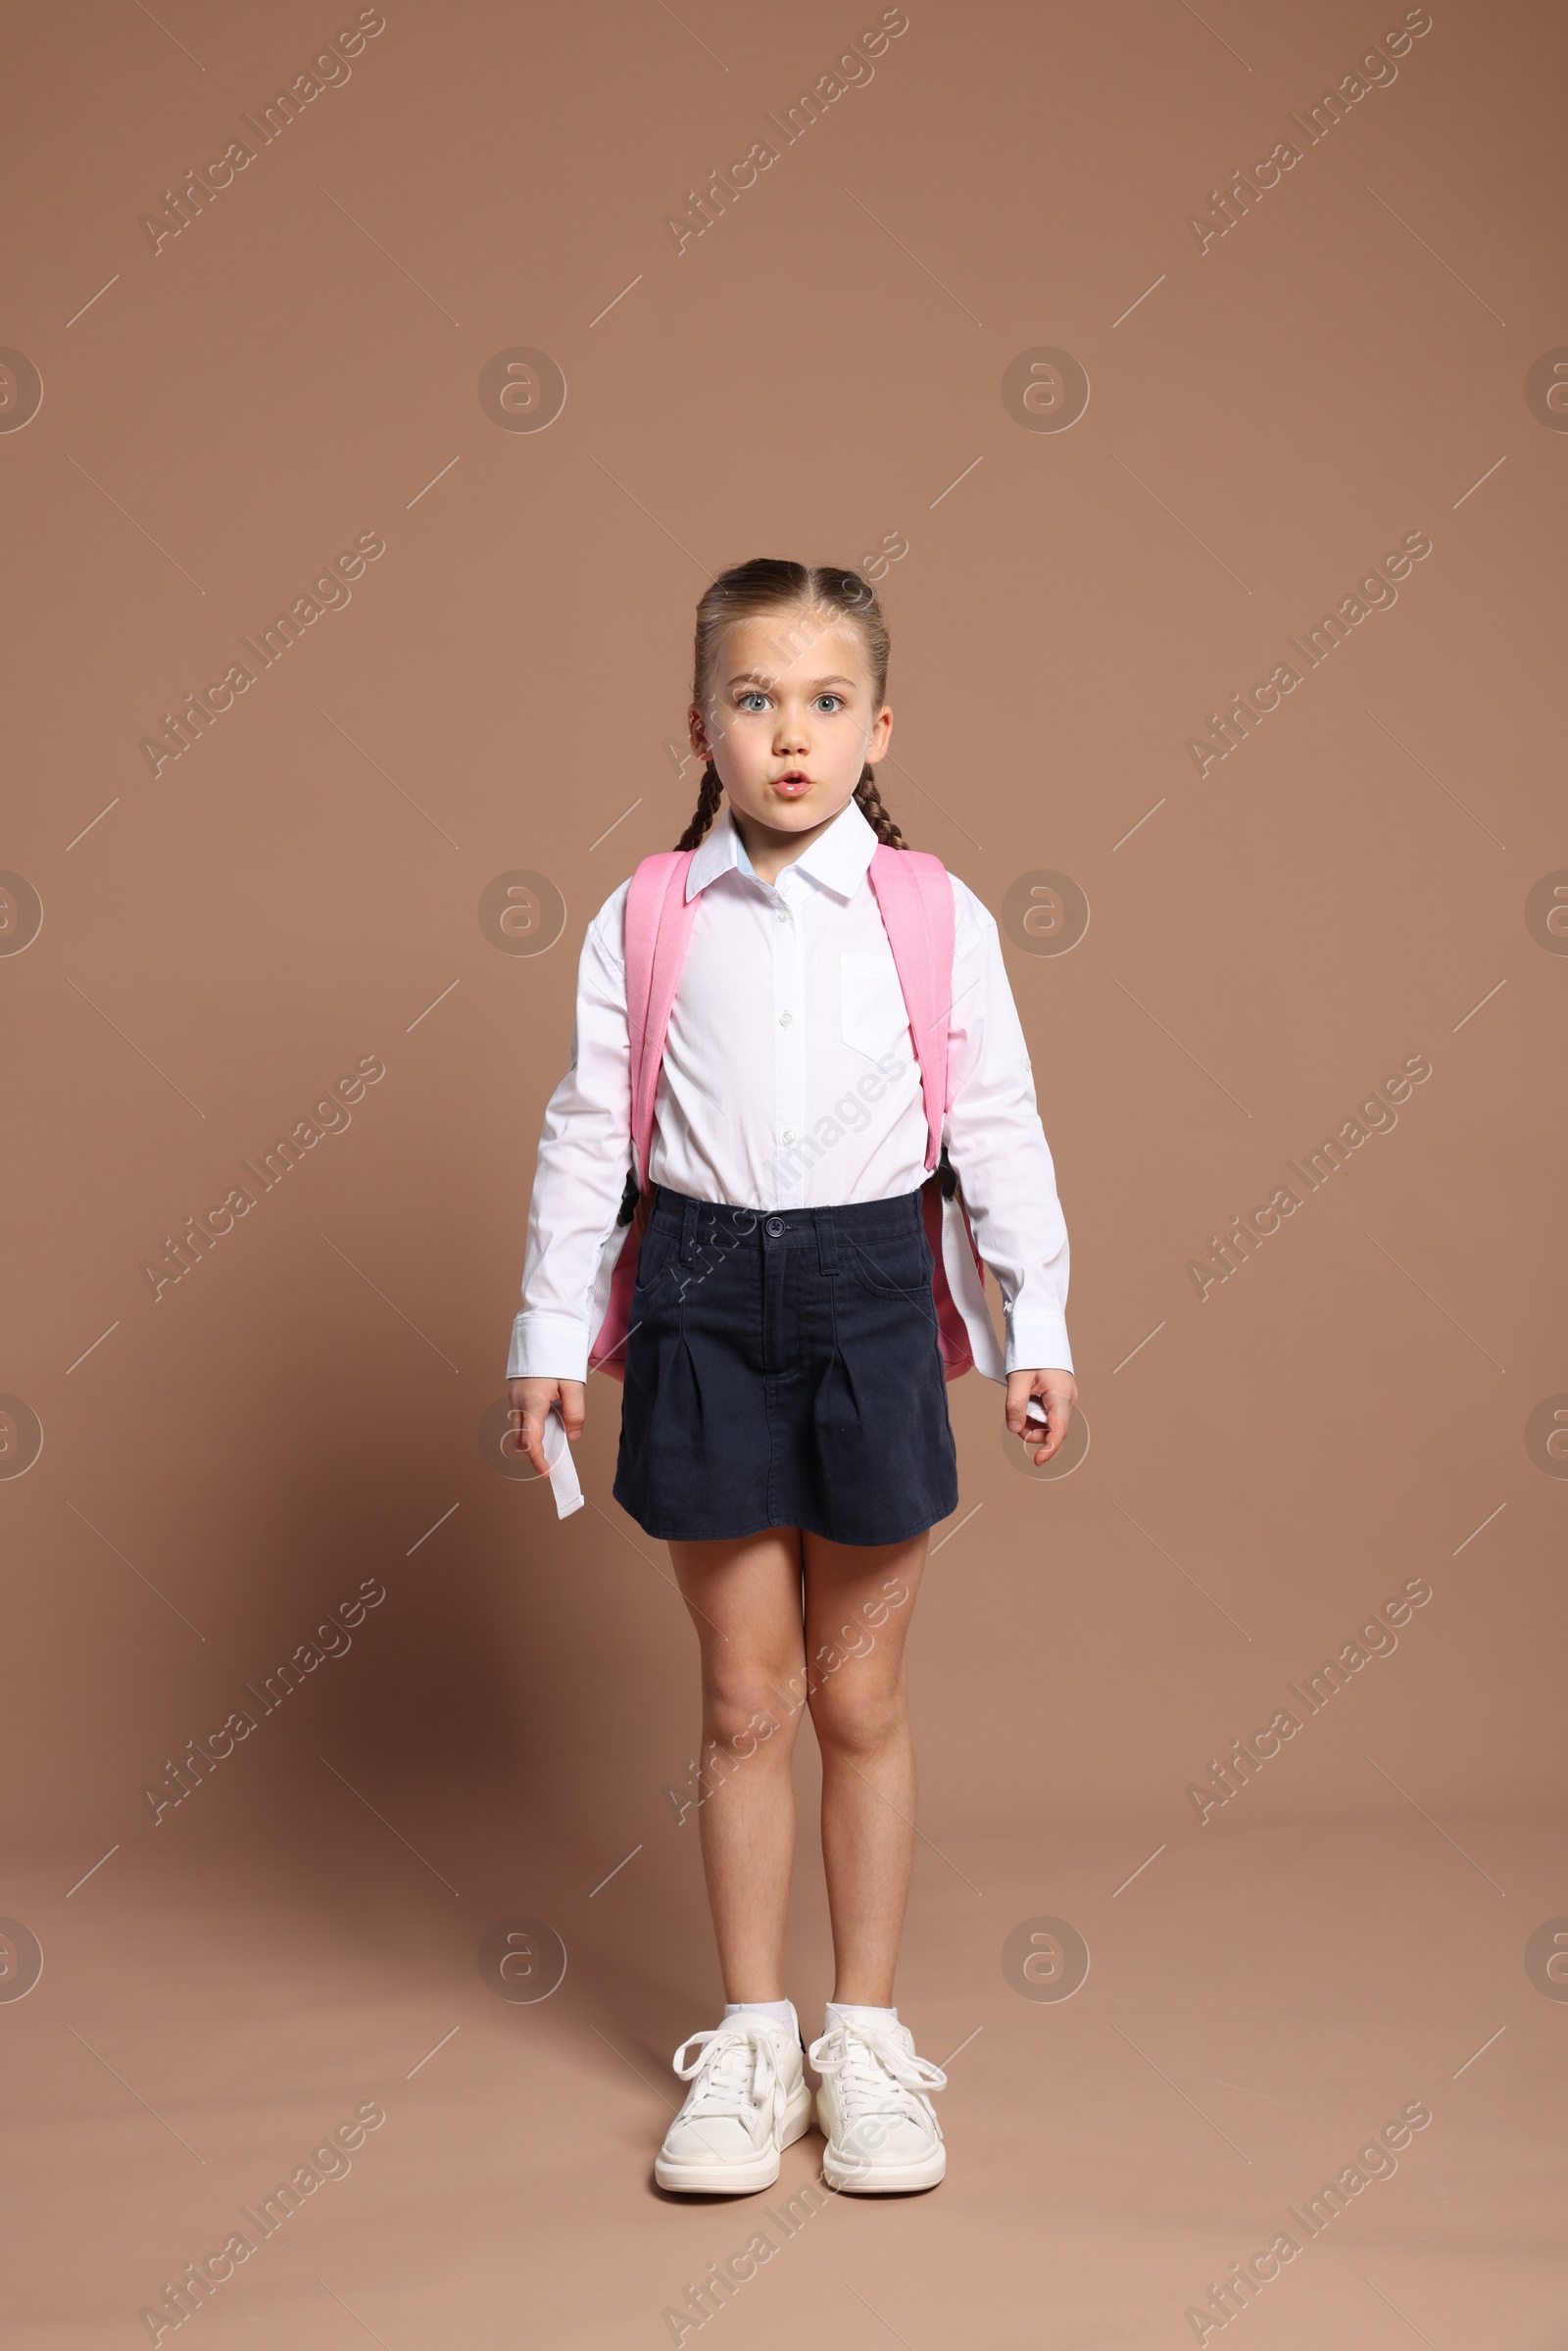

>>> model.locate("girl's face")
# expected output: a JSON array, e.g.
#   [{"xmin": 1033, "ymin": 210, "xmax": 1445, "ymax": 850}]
[{"xmin": 690, "ymin": 608, "xmax": 893, "ymax": 839}]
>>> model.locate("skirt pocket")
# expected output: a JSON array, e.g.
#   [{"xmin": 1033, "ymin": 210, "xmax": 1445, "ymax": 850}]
[
  {"xmin": 842, "ymin": 1224, "xmax": 936, "ymax": 1310},
  {"xmin": 632, "ymin": 1220, "xmax": 679, "ymax": 1298}
]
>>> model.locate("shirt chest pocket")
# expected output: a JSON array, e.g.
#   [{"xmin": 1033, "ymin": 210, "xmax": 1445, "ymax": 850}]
[{"xmin": 840, "ymin": 951, "xmax": 911, "ymax": 1062}]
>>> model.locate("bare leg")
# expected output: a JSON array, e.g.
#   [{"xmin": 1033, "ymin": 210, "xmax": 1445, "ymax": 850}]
[
  {"xmin": 666, "ymin": 1530, "xmax": 810, "ymax": 2003},
  {"xmin": 801, "ymin": 1530, "xmax": 930, "ymax": 2008}
]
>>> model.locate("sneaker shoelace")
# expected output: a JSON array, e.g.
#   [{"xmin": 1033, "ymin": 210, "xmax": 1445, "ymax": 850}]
[
  {"xmin": 808, "ymin": 2020, "xmax": 948, "ymax": 2134},
  {"xmin": 670, "ymin": 2017, "xmax": 788, "ymax": 2142}
]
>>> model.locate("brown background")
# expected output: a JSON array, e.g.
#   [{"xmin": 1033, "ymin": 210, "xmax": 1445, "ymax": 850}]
[{"xmin": 4, "ymin": 0, "xmax": 1565, "ymax": 2343}]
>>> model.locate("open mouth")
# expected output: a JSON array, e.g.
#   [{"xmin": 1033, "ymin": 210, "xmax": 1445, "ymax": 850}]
[{"xmin": 771, "ymin": 772, "xmax": 811, "ymax": 794}]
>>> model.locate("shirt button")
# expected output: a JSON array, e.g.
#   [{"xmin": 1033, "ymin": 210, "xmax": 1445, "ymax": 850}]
[
  {"xmin": 779, "ymin": 1010, "xmax": 793, "ymax": 1026},
  {"xmin": 764, "ymin": 1217, "xmax": 784, "ymax": 1237},
  {"xmin": 782, "ymin": 1130, "xmax": 795, "ymax": 1144}
]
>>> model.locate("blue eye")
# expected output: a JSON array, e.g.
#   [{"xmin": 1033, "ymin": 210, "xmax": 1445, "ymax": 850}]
[
  {"xmin": 739, "ymin": 691, "xmax": 768, "ymax": 711},
  {"xmin": 814, "ymin": 694, "xmax": 844, "ymax": 711}
]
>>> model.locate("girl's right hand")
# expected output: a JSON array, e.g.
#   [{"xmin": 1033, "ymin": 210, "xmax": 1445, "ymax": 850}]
[{"xmin": 509, "ymin": 1377, "xmax": 586, "ymax": 1479}]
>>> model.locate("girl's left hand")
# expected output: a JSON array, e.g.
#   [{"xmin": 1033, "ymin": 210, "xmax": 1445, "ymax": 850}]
[{"xmin": 1005, "ymin": 1368, "xmax": 1078, "ymax": 1467}]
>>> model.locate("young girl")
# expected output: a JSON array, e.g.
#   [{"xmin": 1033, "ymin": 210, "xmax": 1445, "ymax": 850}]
[{"xmin": 507, "ymin": 558, "xmax": 1075, "ymax": 2197}]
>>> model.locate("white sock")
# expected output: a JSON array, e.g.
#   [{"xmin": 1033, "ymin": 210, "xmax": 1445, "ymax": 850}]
[
  {"xmin": 824, "ymin": 2000, "xmax": 898, "ymax": 2037},
  {"xmin": 724, "ymin": 1998, "xmax": 797, "ymax": 2036}
]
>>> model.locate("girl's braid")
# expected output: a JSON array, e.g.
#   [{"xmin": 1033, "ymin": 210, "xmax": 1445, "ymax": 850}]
[
  {"xmin": 852, "ymin": 762, "xmax": 906, "ymax": 849},
  {"xmin": 674, "ymin": 759, "xmax": 724, "ymax": 852}
]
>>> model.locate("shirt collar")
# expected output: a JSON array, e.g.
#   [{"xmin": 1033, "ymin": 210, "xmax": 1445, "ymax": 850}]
[{"xmin": 684, "ymin": 794, "xmax": 878, "ymax": 902}]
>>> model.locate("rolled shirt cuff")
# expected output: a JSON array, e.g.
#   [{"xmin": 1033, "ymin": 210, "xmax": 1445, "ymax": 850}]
[
  {"xmin": 507, "ymin": 1310, "xmax": 590, "ymax": 1384},
  {"xmin": 1003, "ymin": 1305, "xmax": 1073, "ymax": 1379}
]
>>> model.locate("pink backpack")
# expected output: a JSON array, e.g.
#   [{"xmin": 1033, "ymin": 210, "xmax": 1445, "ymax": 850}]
[{"xmin": 587, "ymin": 843, "xmax": 1004, "ymax": 1385}]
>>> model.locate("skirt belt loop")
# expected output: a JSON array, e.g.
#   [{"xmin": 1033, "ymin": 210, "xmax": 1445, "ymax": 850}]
[{"xmin": 814, "ymin": 1203, "xmax": 839, "ymax": 1276}]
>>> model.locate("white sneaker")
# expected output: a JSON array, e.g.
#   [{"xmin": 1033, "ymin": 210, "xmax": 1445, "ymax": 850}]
[
  {"xmin": 654, "ymin": 2011, "xmax": 813, "ymax": 2194},
  {"xmin": 808, "ymin": 2015, "xmax": 948, "ymax": 2192}
]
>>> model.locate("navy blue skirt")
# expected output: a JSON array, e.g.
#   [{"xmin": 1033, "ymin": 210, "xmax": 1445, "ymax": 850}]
[{"xmin": 612, "ymin": 1185, "xmax": 960, "ymax": 1545}]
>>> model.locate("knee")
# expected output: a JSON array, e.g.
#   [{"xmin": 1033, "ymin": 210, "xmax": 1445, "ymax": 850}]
[
  {"xmin": 808, "ymin": 1670, "xmax": 906, "ymax": 1758},
  {"xmin": 705, "ymin": 1666, "xmax": 808, "ymax": 1757}
]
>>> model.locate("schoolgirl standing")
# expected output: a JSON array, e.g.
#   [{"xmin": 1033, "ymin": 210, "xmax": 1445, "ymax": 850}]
[{"xmin": 508, "ymin": 558, "xmax": 1075, "ymax": 2197}]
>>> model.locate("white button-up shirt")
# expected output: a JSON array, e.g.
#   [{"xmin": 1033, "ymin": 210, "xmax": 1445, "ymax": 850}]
[{"xmin": 508, "ymin": 797, "xmax": 1072, "ymax": 1381}]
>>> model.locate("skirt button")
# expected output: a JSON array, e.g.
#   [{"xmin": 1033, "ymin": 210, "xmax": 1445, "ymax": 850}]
[{"xmin": 764, "ymin": 1216, "xmax": 785, "ymax": 1237}]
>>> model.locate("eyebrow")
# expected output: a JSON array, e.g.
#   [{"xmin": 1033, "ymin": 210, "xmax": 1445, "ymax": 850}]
[{"xmin": 726, "ymin": 671, "xmax": 858, "ymax": 691}]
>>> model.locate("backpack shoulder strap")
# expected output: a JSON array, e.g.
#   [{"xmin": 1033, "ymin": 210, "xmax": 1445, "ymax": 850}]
[
  {"xmin": 625, "ymin": 849, "xmax": 700, "ymax": 1189},
  {"xmin": 866, "ymin": 845, "xmax": 955, "ymax": 1173}
]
